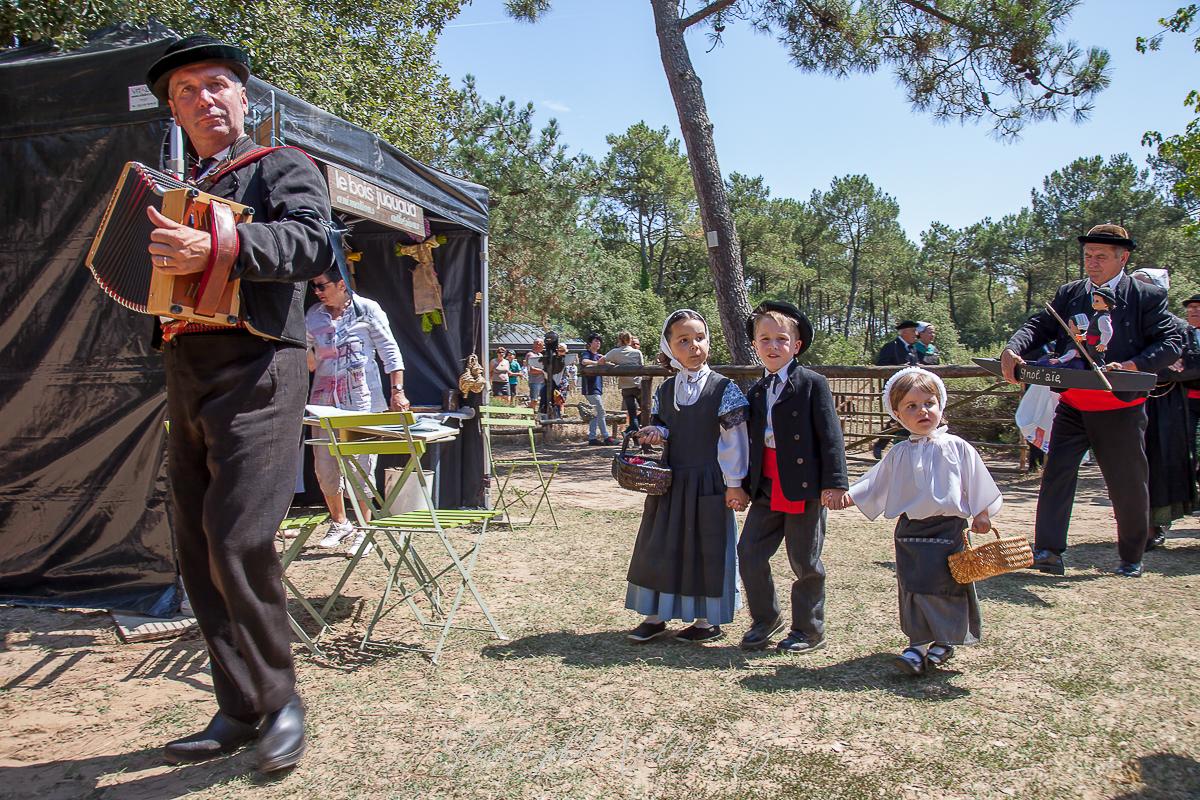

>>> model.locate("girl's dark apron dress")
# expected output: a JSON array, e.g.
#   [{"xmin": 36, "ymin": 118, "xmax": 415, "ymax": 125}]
[
  {"xmin": 625, "ymin": 375, "xmax": 739, "ymax": 624},
  {"xmin": 894, "ymin": 514, "xmax": 980, "ymax": 646}
]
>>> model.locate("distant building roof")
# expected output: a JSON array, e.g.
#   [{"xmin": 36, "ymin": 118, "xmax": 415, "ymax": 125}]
[{"xmin": 490, "ymin": 323, "xmax": 585, "ymax": 351}]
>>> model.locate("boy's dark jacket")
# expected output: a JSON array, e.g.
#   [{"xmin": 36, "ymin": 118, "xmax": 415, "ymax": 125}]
[{"xmin": 746, "ymin": 363, "xmax": 849, "ymax": 502}]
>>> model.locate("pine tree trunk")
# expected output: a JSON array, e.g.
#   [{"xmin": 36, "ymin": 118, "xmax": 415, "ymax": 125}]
[{"xmin": 650, "ymin": 0, "xmax": 753, "ymax": 363}]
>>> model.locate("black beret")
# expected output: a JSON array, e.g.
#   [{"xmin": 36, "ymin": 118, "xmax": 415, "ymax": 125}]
[
  {"xmin": 146, "ymin": 34, "xmax": 251, "ymax": 102},
  {"xmin": 746, "ymin": 300, "xmax": 814, "ymax": 357},
  {"xmin": 895, "ymin": 320, "xmax": 919, "ymax": 330}
]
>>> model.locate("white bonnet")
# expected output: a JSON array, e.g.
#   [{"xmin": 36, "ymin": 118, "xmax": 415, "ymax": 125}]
[{"xmin": 881, "ymin": 366, "xmax": 947, "ymax": 421}]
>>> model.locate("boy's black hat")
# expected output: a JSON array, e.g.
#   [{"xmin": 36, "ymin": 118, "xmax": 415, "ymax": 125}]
[
  {"xmin": 146, "ymin": 34, "xmax": 251, "ymax": 102},
  {"xmin": 1183, "ymin": 294, "xmax": 1200, "ymax": 308},
  {"xmin": 1090, "ymin": 285, "xmax": 1119, "ymax": 308},
  {"xmin": 746, "ymin": 300, "xmax": 814, "ymax": 357},
  {"xmin": 895, "ymin": 320, "xmax": 918, "ymax": 331}
]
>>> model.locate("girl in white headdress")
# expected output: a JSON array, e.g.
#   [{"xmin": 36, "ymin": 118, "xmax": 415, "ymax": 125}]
[
  {"xmin": 624, "ymin": 309, "xmax": 750, "ymax": 644},
  {"xmin": 834, "ymin": 367, "xmax": 1002, "ymax": 675}
]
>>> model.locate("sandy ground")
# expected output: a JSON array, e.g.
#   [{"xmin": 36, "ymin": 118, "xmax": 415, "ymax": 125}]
[{"xmin": 0, "ymin": 440, "xmax": 1197, "ymax": 799}]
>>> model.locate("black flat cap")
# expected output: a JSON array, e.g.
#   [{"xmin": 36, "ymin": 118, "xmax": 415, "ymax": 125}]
[
  {"xmin": 1078, "ymin": 223, "xmax": 1136, "ymax": 251},
  {"xmin": 895, "ymin": 320, "xmax": 918, "ymax": 331},
  {"xmin": 1183, "ymin": 294, "xmax": 1200, "ymax": 307},
  {"xmin": 146, "ymin": 34, "xmax": 250, "ymax": 102},
  {"xmin": 746, "ymin": 300, "xmax": 814, "ymax": 357}
]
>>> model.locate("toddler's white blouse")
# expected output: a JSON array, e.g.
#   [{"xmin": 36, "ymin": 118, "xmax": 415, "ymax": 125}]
[{"xmin": 849, "ymin": 427, "xmax": 1002, "ymax": 522}]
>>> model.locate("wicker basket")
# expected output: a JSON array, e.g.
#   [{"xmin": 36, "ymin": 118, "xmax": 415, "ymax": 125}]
[
  {"xmin": 948, "ymin": 526, "xmax": 1034, "ymax": 584},
  {"xmin": 612, "ymin": 431, "xmax": 672, "ymax": 495}
]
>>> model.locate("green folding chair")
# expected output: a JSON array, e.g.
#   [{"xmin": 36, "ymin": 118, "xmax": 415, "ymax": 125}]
[
  {"xmin": 311, "ymin": 410, "xmax": 506, "ymax": 664},
  {"xmin": 480, "ymin": 404, "xmax": 562, "ymax": 528},
  {"xmin": 275, "ymin": 511, "xmax": 331, "ymax": 655}
]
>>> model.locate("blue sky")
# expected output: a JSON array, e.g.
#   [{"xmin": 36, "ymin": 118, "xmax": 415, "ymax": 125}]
[{"xmin": 436, "ymin": 0, "xmax": 1198, "ymax": 239}]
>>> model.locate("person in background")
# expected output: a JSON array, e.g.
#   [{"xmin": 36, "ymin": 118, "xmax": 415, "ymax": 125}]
[
  {"xmin": 489, "ymin": 347, "xmax": 511, "ymax": 405},
  {"xmin": 604, "ymin": 330, "xmax": 645, "ymax": 435},
  {"xmin": 914, "ymin": 322, "xmax": 940, "ymax": 365},
  {"xmin": 525, "ymin": 337, "xmax": 546, "ymax": 415},
  {"xmin": 873, "ymin": 320, "xmax": 919, "ymax": 459},
  {"xmin": 1181, "ymin": 295, "xmax": 1200, "ymax": 492},
  {"xmin": 307, "ymin": 268, "xmax": 408, "ymax": 554},
  {"xmin": 507, "ymin": 349, "xmax": 522, "ymax": 402},
  {"xmin": 581, "ymin": 333, "xmax": 616, "ymax": 445}
]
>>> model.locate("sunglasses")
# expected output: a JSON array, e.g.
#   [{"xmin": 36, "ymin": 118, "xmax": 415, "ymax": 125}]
[{"xmin": 311, "ymin": 281, "xmax": 337, "ymax": 292}]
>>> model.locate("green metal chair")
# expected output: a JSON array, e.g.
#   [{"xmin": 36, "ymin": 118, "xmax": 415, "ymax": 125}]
[
  {"xmin": 311, "ymin": 410, "xmax": 506, "ymax": 664},
  {"xmin": 480, "ymin": 404, "xmax": 562, "ymax": 528},
  {"xmin": 276, "ymin": 511, "xmax": 331, "ymax": 655}
]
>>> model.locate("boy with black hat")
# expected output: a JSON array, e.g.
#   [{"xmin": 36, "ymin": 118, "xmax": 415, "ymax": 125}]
[{"xmin": 737, "ymin": 301, "xmax": 849, "ymax": 652}]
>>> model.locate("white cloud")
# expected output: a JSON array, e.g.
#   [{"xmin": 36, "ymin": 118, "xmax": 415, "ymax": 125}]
[{"xmin": 541, "ymin": 100, "xmax": 571, "ymax": 113}]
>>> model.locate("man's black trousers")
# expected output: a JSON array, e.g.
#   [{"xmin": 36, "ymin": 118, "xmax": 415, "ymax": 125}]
[
  {"xmin": 737, "ymin": 481, "xmax": 826, "ymax": 639},
  {"xmin": 165, "ymin": 333, "xmax": 307, "ymax": 722},
  {"xmin": 1035, "ymin": 400, "xmax": 1150, "ymax": 564}
]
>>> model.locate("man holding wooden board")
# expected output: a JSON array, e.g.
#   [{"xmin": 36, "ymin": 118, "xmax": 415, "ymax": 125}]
[{"xmin": 999, "ymin": 224, "xmax": 1181, "ymax": 578}]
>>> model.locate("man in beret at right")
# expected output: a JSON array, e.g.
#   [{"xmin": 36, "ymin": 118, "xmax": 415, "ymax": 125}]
[{"xmin": 1001, "ymin": 224, "xmax": 1182, "ymax": 578}]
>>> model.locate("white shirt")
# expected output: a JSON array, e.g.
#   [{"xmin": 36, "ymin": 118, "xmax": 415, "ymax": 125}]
[
  {"xmin": 848, "ymin": 428, "xmax": 1003, "ymax": 522},
  {"xmin": 763, "ymin": 362, "xmax": 794, "ymax": 450}
]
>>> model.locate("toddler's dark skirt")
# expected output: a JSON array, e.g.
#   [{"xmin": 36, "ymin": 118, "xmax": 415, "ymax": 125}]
[{"xmin": 894, "ymin": 514, "xmax": 981, "ymax": 646}]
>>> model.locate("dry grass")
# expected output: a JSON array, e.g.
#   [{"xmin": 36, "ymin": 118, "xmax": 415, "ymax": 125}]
[{"xmin": 1, "ymin": 442, "xmax": 1198, "ymax": 799}]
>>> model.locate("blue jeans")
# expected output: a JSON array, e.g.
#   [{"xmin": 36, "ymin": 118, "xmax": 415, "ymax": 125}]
[{"xmin": 586, "ymin": 394, "xmax": 609, "ymax": 440}]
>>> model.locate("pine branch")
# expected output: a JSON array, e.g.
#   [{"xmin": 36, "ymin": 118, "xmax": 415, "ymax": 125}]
[
  {"xmin": 679, "ymin": 0, "xmax": 737, "ymax": 31},
  {"xmin": 897, "ymin": 0, "xmax": 974, "ymax": 31}
]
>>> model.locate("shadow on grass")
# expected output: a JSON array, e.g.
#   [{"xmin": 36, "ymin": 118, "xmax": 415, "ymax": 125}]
[
  {"xmin": 738, "ymin": 653, "xmax": 970, "ymax": 701},
  {"xmin": 0, "ymin": 744, "xmax": 294, "ymax": 800},
  {"xmin": 1065, "ymin": 540, "xmax": 1200, "ymax": 578},
  {"xmin": 1111, "ymin": 752, "xmax": 1200, "ymax": 799},
  {"xmin": 480, "ymin": 630, "xmax": 758, "ymax": 670},
  {"xmin": 872, "ymin": 560, "xmax": 1104, "ymax": 608}
]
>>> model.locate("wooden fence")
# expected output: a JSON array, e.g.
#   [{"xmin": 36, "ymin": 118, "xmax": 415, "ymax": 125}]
[{"xmin": 579, "ymin": 363, "xmax": 1029, "ymax": 472}]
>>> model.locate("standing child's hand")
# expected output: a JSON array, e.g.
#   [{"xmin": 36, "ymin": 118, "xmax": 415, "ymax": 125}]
[
  {"xmin": 821, "ymin": 489, "xmax": 849, "ymax": 510},
  {"xmin": 638, "ymin": 427, "xmax": 664, "ymax": 446},
  {"xmin": 725, "ymin": 486, "xmax": 750, "ymax": 512},
  {"xmin": 970, "ymin": 511, "xmax": 991, "ymax": 534}
]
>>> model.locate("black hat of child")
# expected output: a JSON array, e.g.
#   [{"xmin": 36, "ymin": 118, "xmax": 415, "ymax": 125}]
[
  {"xmin": 745, "ymin": 300, "xmax": 814, "ymax": 357},
  {"xmin": 146, "ymin": 34, "xmax": 251, "ymax": 102},
  {"xmin": 895, "ymin": 320, "xmax": 919, "ymax": 331}
]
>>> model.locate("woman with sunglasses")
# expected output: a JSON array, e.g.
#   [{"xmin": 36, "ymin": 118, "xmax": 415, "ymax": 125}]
[{"xmin": 305, "ymin": 268, "xmax": 408, "ymax": 552}]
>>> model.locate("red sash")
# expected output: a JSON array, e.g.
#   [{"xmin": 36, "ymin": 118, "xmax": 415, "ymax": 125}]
[
  {"xmin": 1059, "ymin": 388, "xmax": 1144, "ymax": 412},
  {"xmin": 762, "ymin": 447, "xmax": 805, "ymax": 514},
  {"xmin": 1189, "ymin": 389, "xmax": 1200, "ymax": 400}
]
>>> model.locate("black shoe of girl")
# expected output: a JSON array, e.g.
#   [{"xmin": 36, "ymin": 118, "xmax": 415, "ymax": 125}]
[
  {"xmin": 675, "ymin": 624, "xmax": 724, "ymax": 644},
  {"xmin": 777, "ymin": 632, "xmax": 826, "ymax": 654},
  {"xmin": 627, "ymin": 621, "xmax": 669, "ymax": 643},
  {"xmin": 926, "ymin": 643, "xmax": 955, "ymax": 667},
  {"xmin": 893, "ymin": 647, "xmax": 926, "ymax": 676},
  {"xmin": 1145, "ymin": 527, "xmax": 1167, "ymax": 551}
]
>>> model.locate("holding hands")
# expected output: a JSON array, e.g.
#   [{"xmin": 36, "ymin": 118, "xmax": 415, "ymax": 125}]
[
  {"xmin": 726, "ymin": 486, "xmax": 750, "ymax": 512},
  {"xmin": 822, "ymin": 488, "xmax": 852, "ymax": 510}
]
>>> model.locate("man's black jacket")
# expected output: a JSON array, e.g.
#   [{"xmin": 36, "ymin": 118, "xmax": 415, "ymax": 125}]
[
  {"xmin": 1006, "ymin": 274, "xmax": 1182, "ymax": 397},
  {"xmin": 196, "ymin": 135, "xmax": 335, "ymax": 346},
  {"xmin": 746, "ymin": 363, "xmax": 848, "ymax": 503}
]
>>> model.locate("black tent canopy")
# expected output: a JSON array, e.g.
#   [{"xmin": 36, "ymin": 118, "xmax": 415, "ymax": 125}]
[{"xmin": 0, "ymin": 23, "xmax": 490, "ymax": 614}]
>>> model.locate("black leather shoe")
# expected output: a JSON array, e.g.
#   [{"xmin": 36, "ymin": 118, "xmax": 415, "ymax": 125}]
[
  {"xmin": 1029, "ymin": 548, "xmax": 1065, "ymax": 576},
  {"xmin": 1113, "ymin": 561, "xmax": 1143, "ymax": 578},
  {"xmin": 1145, "ymin": 528, "xmax": 1167, "ymax": 552},
  {"xmin": 256, "ymin": 695, "xmax": 306, "ymax": 774},
  {"xmin": 740, "ymin": 615, "xmax": 786, "ymax": 651},
  {"xmin": 777, "ymin": 632, "xmax": 826, "ymax": 654},
  {"xmin": 164, "ymin": 712, "xmax": 258, "ymax": 764}
]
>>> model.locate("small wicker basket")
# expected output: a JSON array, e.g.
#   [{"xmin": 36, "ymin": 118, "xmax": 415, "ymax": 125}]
[
  {"xmin": 948, "ymin": 526, "xmax": 1034, "ymax": 584},
  {"xmin": 612, "ymin": 431, "xmax": 672, "ymax": 496}
]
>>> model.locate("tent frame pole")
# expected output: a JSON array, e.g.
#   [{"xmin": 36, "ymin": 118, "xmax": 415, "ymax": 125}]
[{"xmin": 481, "ymin": 234, "xmax": 492, "ymax": 508}]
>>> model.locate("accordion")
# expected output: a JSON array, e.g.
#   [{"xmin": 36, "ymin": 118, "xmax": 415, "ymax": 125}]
[{"xmin": 85, "ymin": 162, "xmax": 253, "ymax": 326}]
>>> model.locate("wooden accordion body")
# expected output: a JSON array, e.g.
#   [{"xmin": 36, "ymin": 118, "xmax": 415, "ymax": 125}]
[{"xmin": 85, "ymin": 162, "xmax": 253, "ymax": 326}]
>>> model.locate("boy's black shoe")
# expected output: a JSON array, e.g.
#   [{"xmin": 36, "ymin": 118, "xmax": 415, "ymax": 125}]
[
  {"xmin": 1145, "ymin": 528, "xmax": 1167, "ymax": 551},
  {"xmin": 675, "ymin": 624, "xmax": 724, "ymax": 644},
  {"xmin": 777, "ymin": 632, "xmax": 826, "ymax": 654},
  {"xmin": 1029, "ymin": 548, "xmax": 1065, "ymax": 575},
  {"xmin": 627, "ymin": 621, "xmax": 669, "ymax": 643},
  {"xmin": 740, "ymin": 615, "xmax": 785, "ymax": 651},
  {"xmin": 1113, "ymin": 561, "xmax": 1143, "ymax": 578},
  {"xmin": 925, "ymin": 643, "xmax": 955, "ymax": 667},
  {"xmin": 587, "ymin": 439, "xmax": 602, "ymax": 446}
]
